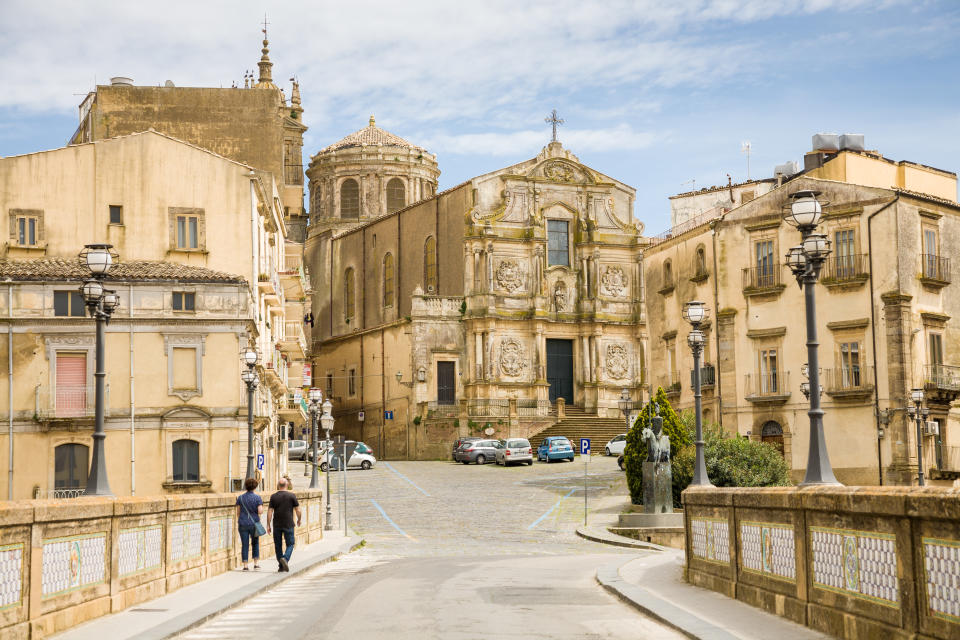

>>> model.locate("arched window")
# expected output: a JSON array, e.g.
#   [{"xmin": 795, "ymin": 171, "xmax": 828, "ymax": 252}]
[
  {"xmin": 423, "ymin": 236, "xmax": 437, "ymax": 293},
  {"xmin": 54, "ymin": 443, "xmax": 88, "ymax": 490},
  {"xmin": 172, "ymin": 439, "xmax": 200, "ymax": 482},
  {"xmin": 760, "ymin": 421, "xmax": 784, "ymax": 457},
  {"xmin": 695, "ymin": 246, "xmax": 707, "ymax": 276},
  {"xmin": 344, "ymin": 267, "xmax": 355, "ymax": 321},
  {"xmin": 383, "ymin": 253, "xmax": 394, "ymax": 308},
  {"xmin": 386, "ymin": 178, "xmax": 406, "ymax": 213},
  {"xmin": 340, "ymin": 179, "xmax": 359, "ymax": 219},
  {"xmin": 663, "ymin": 260, "xmax": 673, "ymax": 285}
]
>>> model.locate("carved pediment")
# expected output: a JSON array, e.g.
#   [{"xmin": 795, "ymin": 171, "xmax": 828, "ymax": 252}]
[
  {"xmin": 161, "ymin": 406, "xmax": 211, "ymax": 421},
  {"xmin": 529, "ymin": 159, "xmax": 595, "ymax": 184}
]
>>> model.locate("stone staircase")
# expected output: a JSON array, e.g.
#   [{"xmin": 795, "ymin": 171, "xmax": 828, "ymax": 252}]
[{"xmin": 528, "ymin": 406, "xmax": 629, "ymax": 455}]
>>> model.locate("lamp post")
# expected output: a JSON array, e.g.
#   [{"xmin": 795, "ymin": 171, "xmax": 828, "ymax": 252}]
[
  {"xmin": 618, "ymin": 388, "xmax": 632, "ymax": 432},
  {"xmin": 307, "ymin": 388, "xmax": 323, "ymax": 489},
  {"xmin": 78, "ymin": 244, "xmax": 119, "ymax": 496},
  {"xmin": 320, "ymin": 398, "xmax": 334, "ymax": 530},
  {"xmin": 784, "ymin": 190, "xmax": 839, "ymax": 486},
  {"xmin": 909, "ymin": 388, "xmax": 928, "ymax": 487},
  {"xmin": 241, "ymin": 348, "xmax": 259, "ymax": 481},
  {"xmin": 682, "ymin": 300, "xmax": 712, "ymax": 487}
]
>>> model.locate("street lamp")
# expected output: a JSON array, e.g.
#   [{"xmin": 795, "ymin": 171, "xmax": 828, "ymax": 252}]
[
  {"xmin": 784, "ymin": 190, "xmax": 840, "ymax": 486},
  {"xmin": 241, "ymin": 348, "xmax": 259, "ymax": 481},
  {"xmin": 78, "ymin": 243, "xmax": 118, "ymax": 496},
  {"xmin": 618, "ymin": 388, "xmax": 632, "ymax": 432},
  {"xmin": 320, "ymin": 398, "xmax": 334, "ymax": 530},
  {"xmin": 909, "ymin": 388, "xmax": 928, "ymax": 487},
  {"xmin": 682, "ymin": 300, "xmax": 712, "ymax": 487},
  {"xmin": 307, "ymin": 388, "xmax": 323, "ymax": 489}
]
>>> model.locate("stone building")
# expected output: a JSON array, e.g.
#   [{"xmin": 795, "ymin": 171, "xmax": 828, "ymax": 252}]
[
  {"xmin": 0, "ymin": 131, "xmax": 308, "ymax": 498},
  {"xmin": 305, "ymin": 133, "xmax": 646, "ymax": 458},
  {"xmin": 642, "ymin": 139, "xmax": 960, "ymax": 486}
]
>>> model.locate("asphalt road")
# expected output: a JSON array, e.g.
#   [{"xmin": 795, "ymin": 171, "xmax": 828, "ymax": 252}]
[{"xmin": 179, "ymin": 456, "xmax": 682, "ymax": 640}]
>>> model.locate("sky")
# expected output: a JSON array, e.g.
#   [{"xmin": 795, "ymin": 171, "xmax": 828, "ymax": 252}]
[{"xmin": 1, "ymin": 0, "xmax": 959, "ymax": 234}]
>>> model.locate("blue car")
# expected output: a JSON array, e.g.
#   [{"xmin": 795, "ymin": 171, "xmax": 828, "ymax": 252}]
[{"xmin": 537, "ymin": 436, "xmax": 575, "ymax": 463}]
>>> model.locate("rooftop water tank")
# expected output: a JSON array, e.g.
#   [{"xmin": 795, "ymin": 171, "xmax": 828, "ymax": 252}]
[
  {"xmin": 110, "ymin": 77, "xmax": 134, "ymax": 86},
  {"xmin": 839, "ymin": 134, "xmax": 865, "ymax": 152},
  {"xmin": 812, "ymin": 133, "xmax": 839, "ymax": 152}
]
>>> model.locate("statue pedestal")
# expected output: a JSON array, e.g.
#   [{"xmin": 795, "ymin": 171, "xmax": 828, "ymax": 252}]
[{"xmin": 642, "ymin": 461, "xmax": 673, "ymax": 515}]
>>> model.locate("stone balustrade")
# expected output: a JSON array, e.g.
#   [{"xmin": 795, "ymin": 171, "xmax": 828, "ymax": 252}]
[
  {"xmin": 683, "ymin": 486, "xmax": 960, "ymax": 640},
  {"xmin": 0, "ymin": 489, "xmax": 324, "ymax": 639}
]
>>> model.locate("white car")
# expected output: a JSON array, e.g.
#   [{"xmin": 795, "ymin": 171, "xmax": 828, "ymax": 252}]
[
  {"xmin": 604, "ymin": 434, "xmax": 627, "ymax": 456},
  {"xmin": 317, "ymin": 448, "xmax": 376, "ymax": 471},
  {"xmin": 495, "ymin": 438, "xmax": 533, "ymax": 466}
]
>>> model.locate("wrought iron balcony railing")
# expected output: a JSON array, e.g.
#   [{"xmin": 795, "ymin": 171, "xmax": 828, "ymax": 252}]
[
  {"xmin": 745, "ymin": 371, "xmax": 790, "ymax": 398},
  {"xmin": 920, "ymin": 254, "xmax": 951, "ymax": 283},
  {"xmin": 823, "ymin": 366, "xmax": 874, "ymax": 393},
  {"xmin": 742, "ymin": 264, "xmax": 782, "ymax": 290},
  {"xmin": 924, "ymin": 364, "xmax": 960, "ymax": 392},
  {"xmin": 690, "ymin": 365, "xmax": 716, "ymax": 388},
  {"xmin": 821, "ymin": 254, "xmax": 869, "ymax": 283}
]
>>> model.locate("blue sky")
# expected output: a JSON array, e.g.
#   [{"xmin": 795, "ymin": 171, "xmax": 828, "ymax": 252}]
[{"xmin": 1, "ymin": 0, "xmax": 958, "ymax": 233}]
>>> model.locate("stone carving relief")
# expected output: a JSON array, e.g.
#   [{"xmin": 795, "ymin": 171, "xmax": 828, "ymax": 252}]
[
  {"xmin": 605, "ymin": 343, "xmax": 630, "ymax": 380},
  {"xmin": 543, "ymin": 161, "xmax": 577, "ymax": 183},
  {"xmin": 498, "ymin": 338, "xmax": 527, "ymax": 378},
  {"xmin": 553, "ymin": 280, "xmax": 568, "ymax": 312},
  {"xmin": 495, "ymin": 259, "xmax": 525, "ymax": 293},
  {"xmin": 500, "ymin": 188, "xmax": 529, "ymax": 223},
  {"xmin": 600, "ymin": 266, "xmax": 628, "ymax": 298}
]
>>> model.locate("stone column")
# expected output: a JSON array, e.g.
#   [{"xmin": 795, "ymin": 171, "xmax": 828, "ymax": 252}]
[
  {"xmin": 476, "ymin": 332, "xmax": 485, "ymax": 380},
  {"xmin": 473, "ymin": 249, "xmax": 482, "ymax": 292},
  {"xmin": 536, "ymin": 328, "xmax": 546, "ymax": 380},
  {"xmin": 486, "ymin": 330, "xmax": 496, "ymax": 380},
  {"xmin": 716, "ymin": 308, "xmax": 738, "ymax": 429},
  {"xmin": 592, "ymin": 333, "xmax": 601, "ymax": 383},
  {"xmin": 464, "ymin": 246, "xmax": 474, "ymax": 294},
  {"xmin": 881, "ymin": 291, "xmax": 914, "ymax": 485},
  {"xmin": 580, "ymin": 257, "xmax": 589, "ymax": 298},
  {"xmin": 593, "ymin": 249, "xmax": 601, "ymax": 297},
  {"xmin": 487, "ymin": 244, "xmax": 495, "ymax": 294},
  {"xmin": 582, "ymin": 336, "xmax": 591, "ymax": 382}
]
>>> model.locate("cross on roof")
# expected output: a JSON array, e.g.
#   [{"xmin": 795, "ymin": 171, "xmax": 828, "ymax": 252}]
[
  {"xmin": 545, "ymin": 109, "xmax": 564, "ymax": 143},
  {"xmin": 262, "ymin": 14, "xmax": 270, "ymax": 38}
]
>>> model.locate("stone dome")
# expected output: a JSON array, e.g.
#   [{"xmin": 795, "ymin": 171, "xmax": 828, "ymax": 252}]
[{"xmin": 320, "ymin": 115, "xmax": 427, "ymax": 153}]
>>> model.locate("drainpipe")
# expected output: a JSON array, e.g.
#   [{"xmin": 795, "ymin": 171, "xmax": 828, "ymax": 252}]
[
  {"xmin": 868, "ymin": 195, "xmax": 899, "ymax": 485},
  {"xmin": 129, "ymin": 283, "xmax": 136, "ymax": 495},
  {"xmin": 8, "ymin": 284, "xmax": 13, "ymax": 500}
]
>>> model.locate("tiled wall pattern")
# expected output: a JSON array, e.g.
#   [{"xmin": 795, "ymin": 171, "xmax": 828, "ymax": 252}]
[
  {"xmin": 208, "ymin": 516, "xmax": 233, "ymax": 553},
  {"xmin": 923, "ymin": 537, "xmax": 960, "ymax": 623},
  {"xmin": 41, "ymin": 533, "xmax": 106, "ymax": 598},
  {"xmin": 169, "ymin": 520, "xmax": 202, "ymax": 564},
  {"xmin": 0, "ymin": 543, "xmax": 23, "ymax": 609},
  {"xmin": 741, "ymin": 522, "xmax": 796, "ymax": 581},
  {"xmin": 691, "ymin": 517, "xmax": 730, "ymax": 564},
  {"xmin": 117, "ymin": 525, "xmax": 162, "ymax": 577},
  {"xmin": 810, "ymin": 526, "xmax": 899, "ymax": 607}
]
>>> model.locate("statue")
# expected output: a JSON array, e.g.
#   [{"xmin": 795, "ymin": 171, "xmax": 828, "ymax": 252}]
[{"xmin": 641, "ymin": 402, "xmax": 673, "ymax": 515}]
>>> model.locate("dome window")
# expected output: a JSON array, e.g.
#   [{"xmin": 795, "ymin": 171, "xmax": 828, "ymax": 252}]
[
  {"xmin": 387, "ymin": 178, "xmax": 406, "ymax": 213},
  {"xmin": 341, "ymin": 179, "xmax": 360, "ymax": 219}
]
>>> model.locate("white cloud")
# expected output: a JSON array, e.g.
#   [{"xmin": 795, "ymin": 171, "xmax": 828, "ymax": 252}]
[{"xmin": 419, "ymin": 124, "xmax": 662, "ymax": 156}]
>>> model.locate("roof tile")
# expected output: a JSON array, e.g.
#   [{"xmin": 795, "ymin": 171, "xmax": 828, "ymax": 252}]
[{"xmin": 0, "ymin": 258, "xmax": 246, "ymax": 284}]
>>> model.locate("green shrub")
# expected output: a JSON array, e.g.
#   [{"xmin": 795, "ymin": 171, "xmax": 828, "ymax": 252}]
[{"xmin": 624, "ymin": 387, "xmax": 691, "ymax": 505}]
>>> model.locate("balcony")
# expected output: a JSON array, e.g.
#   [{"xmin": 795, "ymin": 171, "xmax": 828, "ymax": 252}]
[
  {"xmin": 34, "ymin": 384, "xmax": 105, "ymax": 422},
  {"xmin": 279, "ymin": 257, "xmax": 308, "ymax": 299},
  {"xmin": 258, "ymin": 272, "xmax": 283, "ymax": 306},
  {"xmin": 745, "ymin": 371, "xmax": 790, "ymax": 405},
  {"xmin": 690, "ymin": 365, "xmax": 715, "ymax": 389},
  {"xmin": 278, "ymin": 391, "xmax": 308, "ymax": 422},
  {"xmin": 263, "ymin": 351, "xmax": 289, "ymax": 394},
  {"xmin": 936, "ymin": 445, "xmax": 960, "ymax": 474},
  {"xmin": 657, "ymin": 371, "xmax": 681, "ymax": 397},
  {"xmin": 919, "ymin": 254, "xmax": 951, "ymax": 289},
  {"xmin": 516, "ymin": 399, "xmax": 551, "ymax": 418},
  {"xmin": 821, "ymin": 254, "xmax": 869, "ymax": 290},
  {"xmin": 741, "ymin": 264, "xmax": 785, "ymax": 298},
  {"xmin": 923, "ymin": 363, "xmax": 960, "ymax": 404},
  {"xmin": 278, "ymin": 321, "xmax": 307, "ymax": 359},
  {"xmin": 466, "ymin": 398, "xmax": 509, "ymax": 418},
  {"xmin": 823, "ymin": 365, "xmax": 874, "ymax": 401}
]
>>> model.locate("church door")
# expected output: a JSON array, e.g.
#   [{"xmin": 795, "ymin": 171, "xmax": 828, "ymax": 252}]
[
  {"xmin": 546, "ymin": 339, "xmax": 574, "ymax": 404},
  {"xmin": 437, "ymin": 362, "xmax": 455, "ymax": 405}
]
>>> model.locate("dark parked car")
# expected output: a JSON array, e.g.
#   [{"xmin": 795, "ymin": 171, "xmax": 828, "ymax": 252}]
[
  {"xmin": 537, "ymin": 436, "xmax": 574, "ymax": 463},
  {"xmin": 455, "ymin": 439, "xmax": 502, "ymax": 464},
  {"xmin": 452, "ymin": 437, "xmax": 482, "ymax": 460},
  {"xmin": 618, "ymin": 454, "xmax": 625, "ymax": 471}
]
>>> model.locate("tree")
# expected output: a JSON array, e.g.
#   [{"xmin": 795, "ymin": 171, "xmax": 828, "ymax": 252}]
[{"xmin": 624, "ymin": 387, "xmax": 691, "ymax": 505}]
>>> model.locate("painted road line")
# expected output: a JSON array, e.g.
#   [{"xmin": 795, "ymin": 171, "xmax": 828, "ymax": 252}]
[
  {"xmin": 384, "ymin": 461, "xmax": 431, "ymax": 496},
  {"xmin": 370, "ymin": 499, "xmax": 416, "ymax": 541},
  {"xmin": 527, "ymin": 488, "xmax": 577, "ymax": 530}
]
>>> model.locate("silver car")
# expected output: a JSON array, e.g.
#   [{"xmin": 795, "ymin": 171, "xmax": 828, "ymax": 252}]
[
  {"xmin": 495, "ymin": 438, "xmax": 533, "ymax": 466},
  {"xmin": 287, "ymin": 439, "xmax": 308, "ymax": 460},
  {"xmin": 456, "ymin": 439, "xmax": 502, "ymax": 464}
]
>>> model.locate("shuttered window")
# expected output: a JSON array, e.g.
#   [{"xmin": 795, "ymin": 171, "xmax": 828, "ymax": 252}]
[
  {"xmin": 55, "ymin": 353, "xmax": 86, "ymax": 417},
  {"xmin": 172, "ymin": 439, "xmax": 199, "ymax": 482}
]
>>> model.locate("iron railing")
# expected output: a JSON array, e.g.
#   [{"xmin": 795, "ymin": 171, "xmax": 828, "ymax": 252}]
[
  {"xmin": 427, "ymin": 401, "xmax": 459, "ymax": 418},
  {"xmin": 517, "ymin": 399, "xmax": 551, "ymax": 417},
  {"xmin": 823, "ymin": 366, "xmax": 874, "ymax": 393},
  {"xmin": 466, "ymin": 398, "xmax": 509, "ymax": 418},
  {"xmin": 937, "ymin": 445, "xmax": 960, "ymax": 472},
  {"xmin": 657, "ymin": 371, "xmax": 681, "ymax": 394},
  {"xmin": 34, "ymin": 384, "xmax": 108, "ymax": 420},
  {"xmin": 48, "ymin": 488, "xmax": 85, "ymax": 499},
  {"xmin": 920, "ymin": 254, "xmax": 951, "ymax": 282},
  {"xmin": 821, "ymin": 254, "xmax": 869, "ymax": 282},
  {"xmin": 924, "ymin": 364, "xmax": 960, "ymax": 392},
  {"xmin": 742, "ymin": 264, "xmax": 782, "ymax": 290},
  {"xmin": 745, "ymin": 371, "xmax": 789, "ymax": 397},
  {"xmin": 690, "ymin": 365, "xmax": 716, "ymax": 388}
]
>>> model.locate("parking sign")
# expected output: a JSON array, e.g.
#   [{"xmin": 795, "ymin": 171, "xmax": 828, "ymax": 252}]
[
  {"xmin": 257, "ymin": 454, "xmax": 265, "ymax": 470},
  {"xmin": 580, "ymin": 438, "xmax": 591, "ymax": 455}
]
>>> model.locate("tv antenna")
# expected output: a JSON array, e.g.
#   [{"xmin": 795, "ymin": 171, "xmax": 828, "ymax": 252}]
[
  {"xmin": 681, "ymin": 178, "xmax": 696, "ymax": 191},
  {"xmin": 741, "ymin": 141, "xmax": 752, "ymax": 181}
]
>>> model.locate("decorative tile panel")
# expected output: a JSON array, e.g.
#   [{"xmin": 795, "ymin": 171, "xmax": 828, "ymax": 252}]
[
  {"xmin": 691, "ymin": 517, "xmax": 730, "ymax": 564},
  {"xmin": 117, "ymin": 525, "xmax": 162, "ymax": 577},
  {"xmin": 810, "ymin": 526, "xmax": 899, "ymax": 607},
  {"xmin": 310, "ymin": 503, "xmax": 320, "ymax": 527},
  {"xmin": 923, "ymin": 537, "xmax": 960, "ymax": 623},
  {"xmin": 740, "ymin": 522, "xmax": 796, "ymax": 582},
  {"xmin": 169, "ymin": 519, "xmax": 202, "ymax": 564},
  {"xmin": 208, "ymin": 516, "xmax": 233, "ymax": 553},
  {"xmin": 41, "ymin": 533, "xmax": 106, "ymax": 598},
  {"xmin": 0, "ymin": 543, "xmax": 23, "ymax": 609}
]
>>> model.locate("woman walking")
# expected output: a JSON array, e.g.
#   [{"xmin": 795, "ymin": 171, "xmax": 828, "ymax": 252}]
[{"xmin": 235, "ymin": 477, "xmax": 264, "ymax": 570}]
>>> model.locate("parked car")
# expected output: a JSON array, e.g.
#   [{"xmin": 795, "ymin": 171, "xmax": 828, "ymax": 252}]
[
  {"xmin": 317, "ymin": 447, "xmax": 376, "ymax": 471},
  {"xmin": 287, "ymin": 439, "xmax": 308, "ymax": 460},
  {"xmin": 307, "ymin": 440, "xmax": 371, "ymax": 462},
  {"xmin": 495, "ymin": 438, "xmax": 533, "ymax": 466},
  {"xmin": 455, "ymin": 439, "xmax": 502, "ymax": 464},
  {"xmin": 452, "ymin": 437, "xmax": 482, "ymax": 460},
  {"xmin": 604, "ymin": 434, "xmax": 627, "ymax": 457},
  {"xmin": 537, "ymin": 436, "xmax": 574, "ymax": 463}
]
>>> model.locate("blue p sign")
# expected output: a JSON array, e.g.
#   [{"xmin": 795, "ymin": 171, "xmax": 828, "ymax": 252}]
[
  {"xmin": 257, "ymin": 454, "xmax": 265, "ymax": 470},
  {"xmin": 580, "ymin": 438, "xmax": 591, "ymax": 455}
]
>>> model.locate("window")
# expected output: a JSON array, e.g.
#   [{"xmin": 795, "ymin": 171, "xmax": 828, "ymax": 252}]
[
  {"xmin": 172, "ymin": 348, "xmax": 198, "ymax": 390},
  {"xmin": 923, "ymin": 226, "xmax": 940, "ymax": 278},
  {"xmin": 54, "ymin": 443, "xmax": 88, "ymax": 490},
  {"xmin": 348, "ymin": 368, "xmax": 356, "ymax": 396},
  {"xmin": 386, "ymin": 178, "xmax": 406, "ymax": 213},
  {"xmin": 547, "ymin": 220, "xmax": 569, "ymax": 267},
  {"xmin": 17, "ymin": 215, "xmax": 38, "ymax": 246},
  {"xmin": 759, "ymin": 348, "xmax": 779, "ymax": 394},
  {"xmin": 172, "ymin": 439, "xmax": 199, "ymax": 482},
  {"xmin": 383, "ymin": 253, "xmax": 394, "ymax": 308},
  {"xmin": 172, "ymin": 292, "xmax": 195, "ymax": 311},
  {"xmin": 326, "ymin": 373, "xmax": 333, "ymax": 398},
  {"xmin": 344, "ymin": 268, "xmax": 355, "ymax": 321},
  {"xmin": 835, "ymin": 229, "xmax": 856, "ymax": 278},
  {"xmin": 663, "ymin": 260, "xmax": 673, "ymax": 285},
  {"xmin": 109, "ymin": 205, "xmax": 123, "ymax": 225},
  {"xmin": 839, "ymin": 341, "xmax": 861, "ymax": 388},
  {"xmin": 55, "ymin": 353, "xmax": 87, "ymax": 417},
  {"xmin": 53, "ymin": 291, "xmax": 86, "ymax": 317},
  {"xmin": 340, "ymin": 179, "xmax": 360, "ymax": 219},
  {"xmin": 695, "ymin": 246, "xmax": 707, "ymax": 277},
  {"xmin": 755, "ymin": 240, "xmax": 775, "ymax": 287},
  {"xmin": 8, "ymin": 209, "xmax": 43, "ymax": 247},
  {"xmin": 929, "ymin": 332, "xmax": 944, "ymax": 367},
  {"xmin": 176, "ymin": 214, "xmax": 200, "ymax": 249},
  {"xmin": 424, "ymin": 236, "xmax": 437, "ymax": 292}
]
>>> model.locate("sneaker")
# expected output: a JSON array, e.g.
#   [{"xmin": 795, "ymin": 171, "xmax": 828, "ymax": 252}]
[{"xmin": 278, "ymin": 557, "xmax": 289, "ymax": 572}]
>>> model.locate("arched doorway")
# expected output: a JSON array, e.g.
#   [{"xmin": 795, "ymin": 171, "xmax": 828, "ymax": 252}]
[{"xmin": 761, "ymin": 421, "xmax": 784, "ymax": 456}]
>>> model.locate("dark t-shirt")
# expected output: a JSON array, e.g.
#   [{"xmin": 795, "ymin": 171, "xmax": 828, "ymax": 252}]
[
  {"xmin": 268, "ymin": 490, "xmax": 299, "ymax": 530},
  {"xmin": 235, "ymin": 492, "xmax": 263, "ymax": 527}
]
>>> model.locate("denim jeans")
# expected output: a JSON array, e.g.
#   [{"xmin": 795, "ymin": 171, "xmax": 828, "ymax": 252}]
[
  {"xmin": 273, "ymin": 527, "xmax": 295, "ymax": 562},
  {"xmin": 238, "ymin": 524, "xmax": 260, "ymax": 563}
]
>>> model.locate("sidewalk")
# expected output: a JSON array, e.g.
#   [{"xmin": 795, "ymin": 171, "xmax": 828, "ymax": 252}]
[{"xmin": 53, "ymin": 531, "xmax": 363, "ymax": 640}]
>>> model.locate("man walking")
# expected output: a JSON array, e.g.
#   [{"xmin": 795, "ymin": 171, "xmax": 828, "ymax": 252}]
[{"xmin": 267, "ymin": 477, "xmax": 301, "ymax": 572}]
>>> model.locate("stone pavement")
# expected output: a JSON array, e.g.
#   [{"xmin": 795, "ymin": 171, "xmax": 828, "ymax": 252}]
[{"xmin": 51, "ymin": 531, "xmax": 362, "ymax": 640}]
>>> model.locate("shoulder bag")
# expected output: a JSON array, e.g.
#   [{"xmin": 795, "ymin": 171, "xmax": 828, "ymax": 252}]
[{"xmin": 240, "ymin": 493, "xmax": 267, "ymax": 537}]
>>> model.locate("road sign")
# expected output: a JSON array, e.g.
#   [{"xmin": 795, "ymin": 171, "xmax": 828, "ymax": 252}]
[
  {"xmin": 256, "ymin": 454, "xmax": 265, "ymax": 470},
  {"xmin": 384, "ymin": 410, "xmax": 394, "ymax": 420},
  {"xmin": 358, "ymin": 410, "xmax": 365, "ymax": 422},
  {"xmin": 580, "ymin": 438, "xmax": 591, "ymax": 455},
  {"xmin": 301, "ymin": 427, "xmax": 308, "ymax": 436}
]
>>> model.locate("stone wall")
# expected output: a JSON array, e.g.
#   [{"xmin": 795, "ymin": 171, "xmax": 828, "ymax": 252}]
[
  {"xmin": 0, "ymin": 490, "xmax": 323, "ymax": 639},
  {"xmin": 683, "ymin": 486, "xmax": 960, "ymax": 640}
]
